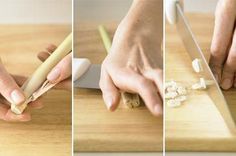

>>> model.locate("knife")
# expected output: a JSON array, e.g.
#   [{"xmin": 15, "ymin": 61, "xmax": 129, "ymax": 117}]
[
  {"xmin": 166, "ymin": 0, "xmax": 236, "ymax": 132},
  {"xmin": 73, "ymin": 58, "xmax": 100, "ymax": 89},
  {"xmin": 73, "ymin": 59, "xmax": 141, "ymax": 108},
  {"xmin": 73, "ymin": 25, "xmax": 143, "ymax": 108}
]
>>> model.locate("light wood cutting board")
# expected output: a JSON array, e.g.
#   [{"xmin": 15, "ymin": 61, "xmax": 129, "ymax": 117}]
[
  {"xmin": 74, "ymin": 22, "xmax": 163, "ymax": 152},
  {"xmin": 0, "ymin": 25, "xmax": 71, "ymax": 156},
  {"xmin": 166, "ymin": 13, "xmax": 236, "ymax": 152}
]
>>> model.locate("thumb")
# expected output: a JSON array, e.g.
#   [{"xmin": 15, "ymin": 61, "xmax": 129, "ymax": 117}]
[
  {"xmin": 99, "ymin": 68, "xmax": 120, "ymax": 111},
  {"xmin": 0, "ymin": 62, "xmax": 25, "ymax": 105}
]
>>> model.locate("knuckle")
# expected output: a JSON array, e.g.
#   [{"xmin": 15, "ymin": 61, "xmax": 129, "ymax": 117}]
[
  {"xmin": 138, "ymin": 78, "xmax": 152, "ymax": 91},
  {"xmin": 210, "ymin": 44, "xmax": 225, "ymax": 57},
  {"xmin": 127, "ymin": 63, "xmax": 139, "ymax": 72}
]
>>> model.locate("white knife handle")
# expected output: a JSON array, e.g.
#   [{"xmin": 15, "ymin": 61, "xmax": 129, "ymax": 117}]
[
  {"xmin": 166, "ymin": 0, "xmax": 179, "ymax": 24},
  {"xmin": 73, "ymin": 58, "xmax": 91, "ymax": 81}
]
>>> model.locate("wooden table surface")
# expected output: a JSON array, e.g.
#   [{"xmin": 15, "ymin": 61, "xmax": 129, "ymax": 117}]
[
  {"xmin": 74, "ymin": 22, "xmax": 163, "ymax": 152},
  {"xmin": 0, "ymin": 25, "xmax": 71, "ymax": 156},
  {"xmin": 166, "ymin": 14, "xmax": 236, "ymax": 152}
]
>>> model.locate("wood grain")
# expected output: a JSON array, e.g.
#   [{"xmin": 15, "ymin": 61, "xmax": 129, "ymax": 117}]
[
  {"xmin": 166, "ymin": 14, "xmax": 236, "ymax": 152},
  {"xmin": 0, "ymin": 25, "xmax": 71, "ymax": 156},
  {"xmin": 74, "ymin": 22, "xmax": 163, "ymax": 152}
]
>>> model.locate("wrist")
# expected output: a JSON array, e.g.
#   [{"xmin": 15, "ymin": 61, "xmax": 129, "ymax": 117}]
[{"xmin": 118, "ymin": 0, "xmax": 162, "ymax": 42}]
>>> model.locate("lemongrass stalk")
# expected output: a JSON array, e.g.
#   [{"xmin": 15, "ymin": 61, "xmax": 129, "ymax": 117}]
[
  {"xmin": 98, "ymin": 25, "xmax": 142, "ymax": 108},
  {"xmin": 98, "ymin": 25, "xmax": 112, "ymax": 52},
  {"xmin": 11, "ymin": 33, "xmax": 72, "ymax": 114}
]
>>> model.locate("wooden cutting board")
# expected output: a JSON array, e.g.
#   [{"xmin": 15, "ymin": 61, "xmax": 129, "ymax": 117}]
[
  {"xmin": 0, "ymin": 25, "xmax": 71, "ymax": 156},
  {"xmin": 74, "ymin": 22, "xmax": 163, "ymax": 152},
  {"xmin": 166, "ymin": 13, "xmax": 236, "ymax": 152}
]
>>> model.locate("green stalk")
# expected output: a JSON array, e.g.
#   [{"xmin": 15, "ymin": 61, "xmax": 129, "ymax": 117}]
[{"xmin": 98, "ymin": 25, "xmax": 112, "ymax": 53}]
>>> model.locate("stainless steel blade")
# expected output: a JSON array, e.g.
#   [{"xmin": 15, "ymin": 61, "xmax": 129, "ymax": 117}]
[
  {"xmin": 176, "ymin": 3, "xmax": 236, "ymax": 131},
  {"xmin": 74, "ymin": 64, "xmax": 101, "ymax": 89}
]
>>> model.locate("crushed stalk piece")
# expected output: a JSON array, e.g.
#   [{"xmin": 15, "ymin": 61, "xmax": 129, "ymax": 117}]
[{"xmin": 192, "ymin": 58, "xmax": 203, "ymax": 73}]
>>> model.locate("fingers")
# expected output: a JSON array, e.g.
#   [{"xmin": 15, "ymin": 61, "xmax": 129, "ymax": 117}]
[
  {"xmin": 234, "ymin": 76, "xmax": 236, "ymax": 88},
  {"xmin": 47, "ymin": 53, "xmax": 72, "ymax": 84},
  {"xmin": 99, "ymin": 68, "xmax": 120, "ymax": 111},
  {"xmin": 37, "ymin": 52, "xmax": 50, "ymax": 62},
  {"xmin": 53, "ymin": 79, "xmax": 71, "ymax": 91},
  {"xmin": 0, "ymin": 104, "xmax": 9, "ymax": 119},
  {"xmin": 4, "ymin": 110, "xmax": 31, "ymax": 122},
  {"xmin": 143, "ymin": 69, "xmax": 163, "ymax": 98},
  {"xmin": 12, "ymin": 75, "xmax": 44, "ymax": 109},
  {"xmin": 0, "ymin": 105, "xmax": 31, "ymax": 122},
  {"xmin": 38, "ymin": 44, "xmax": 72, "ymax": 90},
  {"xmin": 209, "ymin": 1, "xmax": 235, "ymax": 82},
  {"xmin": 37, "ymin": 44, "xmax": 57, "ymax": 62},
  {"xmin": 109, "ymin": 69, "xmax": 162, "ymax": 116},
  {"xmin": 0, "ymin": 64, "xmax": 25, "ymax": 105},
  {"xmin": 221, "ymin": 30, "xmax": 236, "ymax": 90},
  {"xmin": 11, "ymin": 75, "xmax": 27, "ymax": 85},
  {"xmin": 136, "ymin": 79, "xmax": 162, "ymax": 116},
  {"xmin": 46, "ymin": 44, "xmax": 57, "ymax": 53}
]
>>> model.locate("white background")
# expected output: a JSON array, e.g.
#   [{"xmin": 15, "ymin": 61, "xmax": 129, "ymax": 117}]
[{"xmin": 0, "ymin": 0, "xmax": 71, "ymax": 24}]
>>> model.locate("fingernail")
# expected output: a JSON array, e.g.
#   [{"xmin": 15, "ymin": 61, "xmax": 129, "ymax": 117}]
[
  {"xmin": 221, "ymin": 78, "xmax": 232, "ymax": 90},
  {"xmin": 154, "ymin": 105, "xmax": 162, "ymax": 116},
  {"xmin": 10, "ymin": 89, "xmax": 25, "ymax": 105},
  {"xmin": 47, "ymin": 68, "xmax": 60, "ymax": 82}
]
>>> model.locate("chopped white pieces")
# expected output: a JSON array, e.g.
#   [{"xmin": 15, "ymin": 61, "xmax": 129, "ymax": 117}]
[
  {"xmin": 165, "ymin": 80, "xmax": 177, "ymax": 89},
  {"xmin": 166, "ymin": 57, "xmax": 214, "ymax": 108},
  {"xmin": 177, "ymin": 86, "xmax": 187, "ymax": 95},
  {"xmin": 192, "ymin": 78, "xmax": 207, "ymax": 90},
  {"xmin": 165, "ymin": 92, "xmax": 178, "ymax": 99},
  {"xmin": 192, "ymin": 58, "xmax": 203, "ymax": 73},
  {"xmin": 167, "ymin": 99, "xmax": 181, "ymax": 108},
  {"xmin": 167, "ymin": 85, "xmax": 178, "ymax": 92},
  {"xmin": 175, "ymin": 95, "xmax": 187, "ymax": 102},
  {"xmin": 165, "ymin": 80, "xmax": 187, "ymax": 108}
]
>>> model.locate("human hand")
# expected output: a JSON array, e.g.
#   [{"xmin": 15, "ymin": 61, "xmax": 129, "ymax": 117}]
[
  {"xmin": 37, "ymin": 44, "xmax": 72, "ymax": 91},
  {"xmin": 210, "ymin": 0, "xmax": 236, "ymax": 90},
  {"xmin": 99, "ymin": 0, "xmax": 163, "ymax": 116},
  {"xmin": 0, "ymin": 63, "xmax": 42, "ymax": 122}
]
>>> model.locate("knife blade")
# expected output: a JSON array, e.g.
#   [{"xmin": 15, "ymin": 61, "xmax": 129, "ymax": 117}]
[
  {"xmin": 175, "ymin": 3, "xmax": 236, "ymax": 131},
  {"xmin": 74, "ymin": 64, "xmax": 101, "ymax": 89}
]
